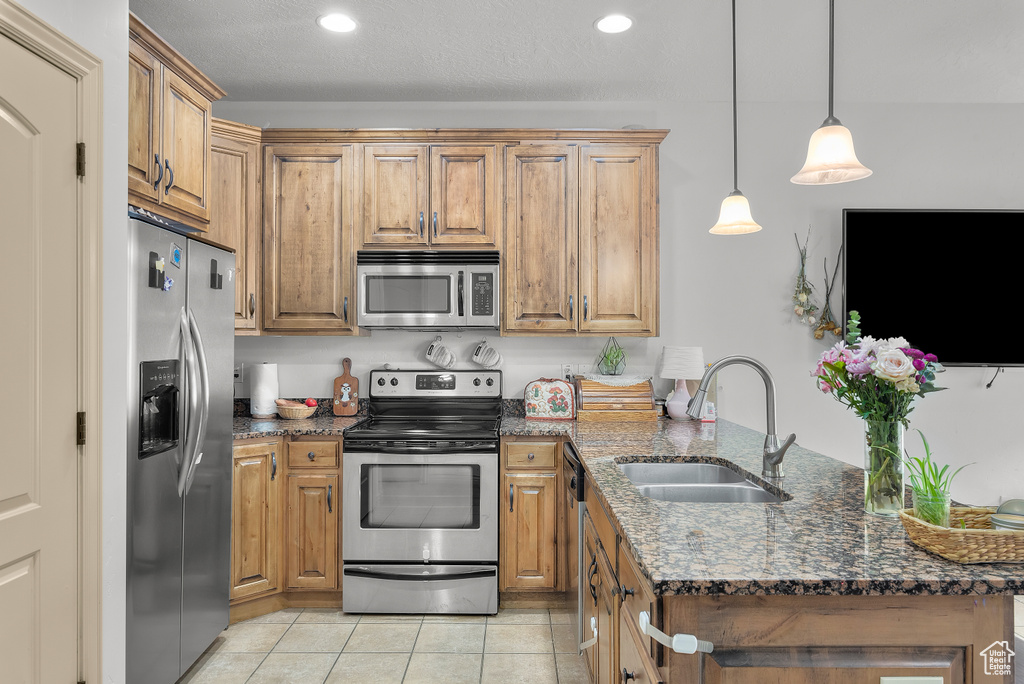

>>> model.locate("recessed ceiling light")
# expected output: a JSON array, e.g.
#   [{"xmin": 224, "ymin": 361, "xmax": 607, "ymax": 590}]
[
  {"xmin": 595, "ymin": 14, "xmax": 632, "ymax": 34},
  {"xmin": 317, "ymin": 13, "xmax": 357, "ymax": 33}
]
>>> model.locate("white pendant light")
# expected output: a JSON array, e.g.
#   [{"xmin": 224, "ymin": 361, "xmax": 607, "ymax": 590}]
[
  {"xmin": 791, "ymin": 0, "xmax": 871, "ymax": 185},
  {"xmin": 710, "ymin": 0, "xmax": 761, "ymax": 235}
]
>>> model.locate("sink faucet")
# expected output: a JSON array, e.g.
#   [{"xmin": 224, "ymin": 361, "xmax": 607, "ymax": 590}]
[{"xmin": 685, "ymin": 355, "xmax": 796, "ymax": 480}]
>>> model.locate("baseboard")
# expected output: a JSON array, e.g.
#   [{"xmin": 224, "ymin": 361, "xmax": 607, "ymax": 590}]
[{"xmin": 229, "ymin": 590, "xmax": 344, "ymax": 624}]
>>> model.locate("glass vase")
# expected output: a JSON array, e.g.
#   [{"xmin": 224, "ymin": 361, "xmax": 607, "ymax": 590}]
[
  {"xmin": 913, "ymin": 490, "xmax": 951, "ymax": 528},
  {"xmin": 863, "ymin": 419, "xmax": 905, "ymax": 516}
]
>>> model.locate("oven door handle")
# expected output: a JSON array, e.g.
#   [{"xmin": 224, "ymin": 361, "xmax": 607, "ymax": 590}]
[
  {"xmin": 343, "ymin": 567, "xmax": 496, "ymax": 582},
  {"xmin": 457, "ymin": 270, "xmax": 465, "ymax": 318}
]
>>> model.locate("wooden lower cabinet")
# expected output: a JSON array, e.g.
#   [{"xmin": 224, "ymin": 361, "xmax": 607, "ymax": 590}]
[
  {"xmin": 285, "ymin": 472, "xmax": 339, "ymax": 590},
  {"xmin": 619, "ymin": 609, "xmax": 664, "ymax": 684},
  {"xmin": 230, "ymin": 438, "xmax": 282, "ymax": 601},
  {"xmin": 500, "ymin": 437, "xmax": 562, "ymax": 592}
]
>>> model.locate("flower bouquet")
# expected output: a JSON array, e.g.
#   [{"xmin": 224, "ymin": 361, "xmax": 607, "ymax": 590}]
[{"xmin": 813, "ymin": 312, "xmax": 945, "ymax": 515}]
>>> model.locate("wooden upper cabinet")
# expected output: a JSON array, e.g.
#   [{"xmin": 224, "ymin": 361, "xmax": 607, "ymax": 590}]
[
  {"xmin": 430, "ymin": 145, "xmax": 499, "ymax": 246},
  {"xmin": 362, "ymin": 143, "xmax": 499, "ymax": 248},
  {"xmin": 503, "ymin": 144, "xmax": 579, "ymax": 333},
  {"xmin": 263, "ymin": 144, "xmax": 356, "ymax": 333},
  {"xmin": 127, "ymin": 39, "xmax": 161, "ymax": 202},
  {"xmin": 578, "ymin": 144, "xmax": 658, "ymax": 335},
  {"xmin": 209, "ymin": 119, "xmax": 262, "ymax": 333},
  {"xmin": 230, "ymin": 439, "xmax": 281, "ymax": 602},
  {"xmin": 362, "ymin": 145, "xmax": 429, "ymax": 246},
  {"xmin": 128, "ymin": 13, "xmax": 224, "ymax": 230}
]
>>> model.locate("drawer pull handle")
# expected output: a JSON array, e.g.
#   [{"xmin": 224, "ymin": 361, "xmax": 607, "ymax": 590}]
[
  {"xmin": 509, "ymin": 483, "xmax": 514, "ymax": 512},
  {"xmin": 152, "ymin": 154, "xmax": 163, "ymax": 189},
  {"xmin": 327, "ymin": 484, "xmax": 332, "ymax": 513},
  {"xmin": 308, "ymin": 451, "xmax": 316, "ymax": 460},
  {"xmin": 271, "ymin": 452, "xmax": 276, "ymax": 480},
  {"xmin": 638, "ymin": 610, "xmax": 714, "ymax": 654},
  {"xmin": 527, "ymin": 452, "xmax": 535, "ymax": 460},
  {"xmin": 249, "ymin": 293, "xmax": 256, "ymax": 316},
  {"xmin": 622, "ymin": 669, "xmax": 635, "ymax": 682}
]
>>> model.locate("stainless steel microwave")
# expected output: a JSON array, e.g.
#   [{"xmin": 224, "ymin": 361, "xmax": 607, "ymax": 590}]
[{"xmin": 356, "ymin": 251, "xmax": 500, "ymax": 329}]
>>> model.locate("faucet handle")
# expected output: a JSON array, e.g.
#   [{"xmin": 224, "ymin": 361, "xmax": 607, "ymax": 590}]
[
  {"xmin": 763, "ymin": 433, "xmax": 796, "ymax": 480},
  {"xmin": 766, "ymin": 433, "xmax": 796, "ymax": 463}
]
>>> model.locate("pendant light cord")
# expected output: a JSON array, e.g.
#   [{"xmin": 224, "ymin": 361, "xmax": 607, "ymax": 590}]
[
  {"xmin": 731, "ymin": 0, "xmax": 738, "ymax": 192},
  {"xmin": 828, "ymin": 0, "xmax": 835, "ymax": 120}
]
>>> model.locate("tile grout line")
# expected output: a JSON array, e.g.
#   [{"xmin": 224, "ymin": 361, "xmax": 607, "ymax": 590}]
[
  {"xmin": 479, "ymin": 614, "xmax": 489, "ymax": 682},
  {"xmin": 400, "ymin": 619, "xmax": 425, "ymax": 684},
  {"xmin": 242, "ymin": 607, "xmax": 305, "ymax": 684},
  {"xmin": 319, "ymin": 610, "xmax": 358, "ymax": 684}
]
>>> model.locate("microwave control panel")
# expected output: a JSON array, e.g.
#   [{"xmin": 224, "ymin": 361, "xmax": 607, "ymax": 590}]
[{"xmin": 470, "ymin": 272, "xmax": 494, "ymax": 317}]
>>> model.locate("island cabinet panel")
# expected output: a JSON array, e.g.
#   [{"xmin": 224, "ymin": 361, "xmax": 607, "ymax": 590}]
[
  {"xmin": 362, "ymin": 144, "xmax": 429, "ymax": 246},
  {"xmin": 263, "ymin": 145, "xmax": 356, "ymax": 332},
  {"xmin": 503, "ymin": 144, "xmax": 579, "ymax": 333},
  {"xmin": 230, "ymin": 439, "xmax": 282, "ymax": 602},
  {"xmin": 285, "ymin": 473, "xmax": 339, "ymax": 590},
  {"xmin": 209, "ymin": 119, "xmax": 261, "ymax": 334},
  {"xmin": 429, "ymin": 145, "xmax": 499, "ymax": 247},
  {"xmin": 578, "ymin": 144, "xmax": 658, "ymax": 335},
  {"xmin": 619, "ymin": 609, "xmax": 664, "ymax": 684},
  {"xmin": 501, "ymin": 473, "xmax": 558, "ymax": 590},
  {"xmin": 662, "ymin": 595, "xmax": 1013, "ymax": 684}
]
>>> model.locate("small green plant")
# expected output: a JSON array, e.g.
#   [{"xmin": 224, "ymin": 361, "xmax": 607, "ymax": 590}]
[
  {"xmin": 904, "ymin": 430, "xmax": 971, "ymax": 527},
  {"xmin": 597, "ymin": 337, "xmax": 626, "ymax": 375}
]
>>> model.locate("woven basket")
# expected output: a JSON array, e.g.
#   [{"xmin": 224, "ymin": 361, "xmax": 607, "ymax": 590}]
[
  {"xmin": 898, "ymin": 506, "xmax": 1024, "ymax": 564},
  {"xmin": 276, "ymin": 405, "xmax": 316, "ymax": 420}
]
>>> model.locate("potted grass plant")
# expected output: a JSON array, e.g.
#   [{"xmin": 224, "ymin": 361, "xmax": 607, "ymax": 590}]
[{"xmin": 904, "ymin": 430, "xmax": 970, "ymax": 528}]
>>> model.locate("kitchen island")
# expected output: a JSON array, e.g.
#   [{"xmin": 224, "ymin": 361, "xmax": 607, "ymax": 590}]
[{"xmin": 503, "ymin": 416, "xmax": 1021, "ymax": 683}]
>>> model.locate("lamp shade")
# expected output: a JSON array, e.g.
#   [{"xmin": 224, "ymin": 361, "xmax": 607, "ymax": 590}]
[
  {"xmin": 790, "ymin": 122, "xmax": 872, "ymax": 185},
  {"xmin": 709, "ymin": 191, "xmax": 761, "ymax": 235},
  {"xmin": 659, "ymin": 347, "xmax": 706, "ymax": 380}
]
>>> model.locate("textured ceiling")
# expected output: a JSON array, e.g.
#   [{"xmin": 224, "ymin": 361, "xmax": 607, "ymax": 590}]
[{"xmin": 128, "ymin": 0, "xmax": 1024, "ymax": 103}]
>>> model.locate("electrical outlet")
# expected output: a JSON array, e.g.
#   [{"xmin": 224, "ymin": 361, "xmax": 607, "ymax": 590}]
[
  {"xmin": 561, "ymin": 363, "xmax": 573, "ymax": 380},
  {"xmin": 233, "ymin": 362, "xmax": 244, "ymax": 383}
]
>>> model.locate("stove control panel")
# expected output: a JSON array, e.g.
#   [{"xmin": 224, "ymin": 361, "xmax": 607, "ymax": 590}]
[{"xmin": 368, "ymin": 369, "xmax": 502, "ymax": 398}]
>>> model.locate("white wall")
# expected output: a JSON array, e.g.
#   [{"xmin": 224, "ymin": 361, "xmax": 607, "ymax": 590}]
[
  {"xmin": 16, "ymin": 0, "xmax": 129, "ymax": 682},
  {"xmin": 219, "ymin": 99, "xmax": 1024, "ymax": 507}
]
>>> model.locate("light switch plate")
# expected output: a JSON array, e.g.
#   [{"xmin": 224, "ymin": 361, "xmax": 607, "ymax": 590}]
[{"xmin": 879, "ymin": 677, "xmax": 944, "ymax": 684}]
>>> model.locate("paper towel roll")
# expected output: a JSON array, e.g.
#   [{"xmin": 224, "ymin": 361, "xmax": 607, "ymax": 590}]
[{"xmin": 251, "ymin": 363, "xmax": 279, "ymax": 417}]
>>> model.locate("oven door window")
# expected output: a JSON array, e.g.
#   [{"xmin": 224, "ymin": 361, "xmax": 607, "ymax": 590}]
[
  {"xmin": 364, "ymin": 275, "xmax": 452, "ymax": 315},
  {"xmin": 360, "ymin": 464, "xmax": 480, "ymax": 529}
]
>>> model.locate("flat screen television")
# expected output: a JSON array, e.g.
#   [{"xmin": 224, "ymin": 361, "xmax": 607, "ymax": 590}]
[{"xmin": 843, "ymin": 209, "xmax": 1024, "ymax": 367}]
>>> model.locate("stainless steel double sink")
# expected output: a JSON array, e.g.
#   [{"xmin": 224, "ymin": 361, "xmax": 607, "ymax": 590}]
[{"xmin": 617, "ymin": 462, "xmax": 783, "ymax": 503}]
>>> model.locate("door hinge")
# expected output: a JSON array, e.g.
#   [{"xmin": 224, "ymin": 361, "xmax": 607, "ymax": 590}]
[
  {"xmin": 76, "ymin": 142, "xmax": 86, "ymax": 178},
  {"xmin": 77, "ymin": 411, "xmax": 86, "ymax": 446}
]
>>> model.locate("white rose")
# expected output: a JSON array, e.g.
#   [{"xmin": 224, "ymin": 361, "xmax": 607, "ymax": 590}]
[
  {"xmin": 807, "ymin": 316, "xmax": 816, "ymax": 325},
  {"xmin": 798, "ymin": 293, "xmax": 808, "ymax": 303},
  {"xmin": 794, "ymin": 306, "xmax": 805, "ymax": 316},
  {"xmin": 895, "ymin": 377, "xmax": 920, "ymax": 393},
  {"xmin": 872, "ymin": 349, "xmax": 916, "ymax": 383}
]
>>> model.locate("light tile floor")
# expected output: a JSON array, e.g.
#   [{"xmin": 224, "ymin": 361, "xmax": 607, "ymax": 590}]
[{"xmin": 178, "ymin": 607, "xmax": 589, "ymax": 684}]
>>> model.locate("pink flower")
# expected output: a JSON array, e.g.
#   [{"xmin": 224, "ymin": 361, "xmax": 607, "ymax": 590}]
[
  {"xmin": 912, "ymin": 358, "xmax": 926, "ymax": 371},
  {"xmin": 923, "ymin": 353, "xmax": 938, "ymax": 363},
  {"xmin": 845, "ymin": 349, "xmax": 874, "ymax": 376},
  {"xmin": 819, "ymin": 380, "xmax": 834, "ymax": 393},
  {"xmin": 902, "ymin": 348, "xmax": 924, "ymax": 360}
]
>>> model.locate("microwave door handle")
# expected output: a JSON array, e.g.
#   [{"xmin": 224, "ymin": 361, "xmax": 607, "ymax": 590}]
[{"xmin": 457, "ymin": 271, "xmax": 465, "ymax": 318}]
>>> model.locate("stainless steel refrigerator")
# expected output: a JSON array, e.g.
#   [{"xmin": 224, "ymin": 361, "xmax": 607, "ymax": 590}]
[{"xmin": 126, "ymin": 215, "xmax": 234, "ymax": 683}]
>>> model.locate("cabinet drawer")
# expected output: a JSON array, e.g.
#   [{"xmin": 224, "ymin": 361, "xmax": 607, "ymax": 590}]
[
  {"xmin": 286, "ymin": 440, "xmax": 340, "ymax": 468},
  {"xmin": 505, "ymin": 442, "xmax": 556, "ymax": 469},
  {"xmin": 620, "ymin": 609, "xmax": 664, "ymax": 684}
]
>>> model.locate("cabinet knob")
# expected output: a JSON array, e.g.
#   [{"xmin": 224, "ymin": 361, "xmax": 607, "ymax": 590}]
[
  {"xmin": 620, "ymin": 584, "xmax": 635, "ymax": 597},
  {"xmin": 528, "ymin": 452, "xmax": 535, "ymax": 460},
  {"xmin": 622, "ymin": 668, "xmax": 636, "ymax": 682},
  {"xmin": 308, "ymin": 451, "xmax": 316, "ymax": 460}
]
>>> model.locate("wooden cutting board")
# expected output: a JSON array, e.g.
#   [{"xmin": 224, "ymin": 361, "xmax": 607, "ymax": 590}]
[{"xmin": 332, "ymin": 358, "xmax": 359, "ymax": 416}]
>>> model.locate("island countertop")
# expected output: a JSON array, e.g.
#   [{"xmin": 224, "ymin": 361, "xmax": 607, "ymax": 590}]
[{"xmin": 501, "ymin": 416, "xmax": 1023, "ymax": 598}]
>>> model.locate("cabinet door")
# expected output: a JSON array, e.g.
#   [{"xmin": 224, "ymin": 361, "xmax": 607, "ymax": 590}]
[
  {"xmin": 502, "ymin": 473, "xmax": 558, "ymax": 589},
  {"xmin": 362, "ymin": 144, "xmax": 429, "ymax": 246},
  {"xmin": 160, "ymin": 69, "xmax": 212, "ymax": 224},
  {"xmin": 579, "ymin": 144, "xmax": 658, "ymax": 335},
  {"xmin": 127, "ymin": 39, "xmax": 161, "ymax": 202},
  {"xmin": 263, "ymin": 145, "xmax": 356, "ymax": 332},
  {"xmin": 429, "ymin": 145, "xmax": 499, "ymax": 247},
  {"xmin": 230, "ymin": 440, "xmax": 281, "ymax": 602},
  {"xmin": 595, "ymin": 544, "xmax": 618, "ymax": 684},
  {"xmin": 285, "ymin": 473, "xmax": 339, "ymax": 590},
  {"xmin": 582, "ymin": 514, "xmax": 601, "ymax": 681},
  {"xmin": 210, "ymin": 120, "xmax": 261, "ymax": 333},
  {"xmin": 619, "ymin": 610, "xmax": 664, "ymax": 684},
  {"xmin": 504, "ymin": 145, "xmax": 579, "ymax": 333}
]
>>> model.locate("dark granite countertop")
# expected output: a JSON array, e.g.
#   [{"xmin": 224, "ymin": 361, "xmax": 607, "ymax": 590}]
[
  {"xmin": 233, "ymin": 414, "xmax": 363, "ymax": 440},
  {"xmin": 236, "ymin": 414, "xmax": 1021, "ymax": 597},
  {"xmin": 503, "ymin": 416, "xmax": 1023, "ymax": 598}
]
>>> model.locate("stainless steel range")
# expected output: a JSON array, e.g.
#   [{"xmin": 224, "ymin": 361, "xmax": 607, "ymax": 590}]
[{"xmin": 342, "ymin": 368, "xmax": 501, "ymax": 614}]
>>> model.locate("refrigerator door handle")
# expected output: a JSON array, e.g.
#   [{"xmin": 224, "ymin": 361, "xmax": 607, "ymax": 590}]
[
  {"xmin": 177, "ymin": 308, "xmax": 200, "ymax": 496},
  {"xmin": 183, "ymin": 308, "xmax": 211, "ymax": 495}
]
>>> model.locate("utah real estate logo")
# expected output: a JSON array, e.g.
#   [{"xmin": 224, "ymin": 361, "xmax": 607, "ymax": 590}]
[{"xmin": 980, "ymin": 640, "xmax": 1015, "ymax": 677}]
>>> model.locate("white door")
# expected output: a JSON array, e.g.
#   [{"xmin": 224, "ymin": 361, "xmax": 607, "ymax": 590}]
[{"xmin": 0, "ymin": 31, "xmax": 80, "ymax": 684}]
